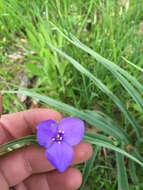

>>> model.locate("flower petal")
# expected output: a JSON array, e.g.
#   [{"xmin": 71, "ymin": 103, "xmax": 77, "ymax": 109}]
[
  {"xmin": 45, "ymin": 142, "xmax": 73, "ymax": 172},
  {"xmin": 58, "ymin": 117, "xmax": 85, "ymax": 146},
  {"xmin": 36, "ymin": 120, "xmax": 58, "ymax": 148}
]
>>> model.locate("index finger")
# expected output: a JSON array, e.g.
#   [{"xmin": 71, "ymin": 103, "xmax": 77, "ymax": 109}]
[{"xmin": 0, "ymin": 109, "xmax": 62, "ymax": 145}]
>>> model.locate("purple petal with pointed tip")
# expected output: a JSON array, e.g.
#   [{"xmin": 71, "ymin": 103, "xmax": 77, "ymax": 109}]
[
  {"xmin": 36, "ymin": 120, "xmax": 58, "ymax": 148},
  {"xmin": 58, "ymin": 117, "xmax": 85, "ymax": 146},
  {"xmin": 45, "ymin": 142, "xmax": 73, "ymax": 172}
]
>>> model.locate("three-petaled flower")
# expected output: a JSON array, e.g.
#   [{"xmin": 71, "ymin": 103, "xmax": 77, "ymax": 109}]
[{"xmin": 36, "ymin": 117, "xmax": 85, "ymax": 172}]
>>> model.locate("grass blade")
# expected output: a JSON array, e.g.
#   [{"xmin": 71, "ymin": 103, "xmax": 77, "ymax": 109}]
[
  {"xmin": 0, "ymin": 135, "xmax": 36, "ymax": 150},
  {"xmin": 84, "ymin": 135, "xmax": 143, "ymax": 167},
  {"xmin": 85, "ymin": 132, "xmax": 117, "ymax": 145},
  {"xmin": 47, "ymin": 43, "xmax": 141, "ymax": 139},
  {"xmin": 70, "ymin": 36, "xmax": 143, "ymax": 111},
  {"xmin": 122, "ymin": 57, "xmax": 143, "ymax": 73},
  {"xmin": 116, "ymin": 152, "xmax": 129, "ymax": 190},
  {"xmin": 80, "ymin": 146, "xmax": 99, "ymax": 188},
  {"xmin": 77, "ymin": 0, "xmax": 94, "ymax": 35},
  {"xmin": 128, "ymin": 160, "xmax": 139, "ymax": 185},
  {"xmin": 51, "ymin": 24, "xmax": 143, "ymax": 94},
  {"xmin": 2, "ymin": 90, "xmax": 130, "ymax": 144}
]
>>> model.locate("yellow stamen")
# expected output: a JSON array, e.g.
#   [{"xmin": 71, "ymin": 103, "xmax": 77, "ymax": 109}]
[
  {"xmin": 59, "ymin": 130, "xmax": 62, "ymax": 133},
  {"xmin": 58, "ymin": 141, "xmax": 61, "ymax": 144},
  {"xmin": 52, "ymin": 138, "xmax": 55, "ymax": 141},
  {"xmin": 57, "ymin": 134, "xmax": 60, "ymax": 138},
  {"xmin": 62, "ymin": 131, "xmax": 64, "ymax": 134},
  {"xmin": 60, "ymin": 137, "xmax": 62, "ymax": 140}
]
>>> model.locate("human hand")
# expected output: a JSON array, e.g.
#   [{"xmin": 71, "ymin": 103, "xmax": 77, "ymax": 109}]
[{"xmin": 0, "ymin": 109, "xmax": 92, "ymax": 190}]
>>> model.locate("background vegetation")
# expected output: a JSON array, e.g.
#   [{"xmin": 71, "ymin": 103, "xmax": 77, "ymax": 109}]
[{"xmin": 0, "ymin": 0, "xmax": 143, "ymax": 189}]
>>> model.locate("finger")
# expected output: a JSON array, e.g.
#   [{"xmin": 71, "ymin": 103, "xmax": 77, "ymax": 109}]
[
  {"xmin": 0, "ymin": 172, "xmax": 9, "ymax": 190},
  {"xmin": 0, "ymin": 108, "xmax": 62, "ymax": 144},
  {"xmin": 0, "ymin": 142, "xmax": 92, "ymax": 187},
  {"xmin": 15, "ymin": 168, "xmax": 82, "ymax": 190},
  {"xmin": 47, "ymin": 168, "xmax": 82, "ymax": 190},
  {"xmin": 0, "ymin": 93, "xmax": 2, "ymax": 118},
  {"xmin": 15, "ymin": 175, "xmax": 50, "ymax": 190}
]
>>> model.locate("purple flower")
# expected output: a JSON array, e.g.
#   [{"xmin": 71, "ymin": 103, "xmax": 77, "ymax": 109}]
[{"xmin": 36, "ymin": 117, "xmax": 85, "ymax": 172}]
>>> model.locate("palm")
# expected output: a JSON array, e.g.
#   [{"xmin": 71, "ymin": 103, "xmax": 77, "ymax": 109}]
[{"xmin": 0, "ymin": 109, "xmax": 92, "ymax": 190}]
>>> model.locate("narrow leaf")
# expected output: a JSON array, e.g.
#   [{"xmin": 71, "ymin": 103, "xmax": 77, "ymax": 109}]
[
  {"xmin": 128, "ymin": 160, "xmax": 139, "ymax": 185},
  {"xmin": 122, "ymin": 57, "xmax": 143, "ymax": 73},
  {"xmin": 48, "ymin": 43, "xmax": 141, "ymax": 139},
  {"xmin": 84, "ymin": 136, "xmax": 143, "ymax": 167},
  {"xmin": 2, "ymin": 90, "xmax": 130, "ymax": 144},
  {"xmin": 0, "ymin": 135, "xmax": 37, "ymax": 150},
  {"xmin": 85, "ymin": 131, "xmax": 116, "ymax": 145},
  {"xmin": 81, "ymin": 146, "xmax": 99, "ymax": 188},
  {"xmin": 70, "ymin": 35, "xmax": 143, "ymax": 95},
  {"xmin": 116, "ymin": 152, "xmax": 129, "ymax": 190},
  {"xmin": 51, "ymin": 25, "xmax": 143, "ymax": 95}
]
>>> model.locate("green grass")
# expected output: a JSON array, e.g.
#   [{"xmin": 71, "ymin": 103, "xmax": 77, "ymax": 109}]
[{"xmin": 1, "ymin": 0, "xmax": 143, "ymax": 189}]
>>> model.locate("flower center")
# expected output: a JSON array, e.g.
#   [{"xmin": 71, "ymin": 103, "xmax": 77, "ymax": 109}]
[{"xmin": 52, "ymin": 130, "xmax": 64, "ymax": 144}]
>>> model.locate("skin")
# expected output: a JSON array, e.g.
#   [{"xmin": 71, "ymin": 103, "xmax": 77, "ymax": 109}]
[{"xmin": 0, "ymin": 109, "xmax": 92, "ymax": 190}]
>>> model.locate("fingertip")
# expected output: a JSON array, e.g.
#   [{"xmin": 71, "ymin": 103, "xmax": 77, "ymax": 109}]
[
  {"xmin": 82, "ymin": 142, "xmax": 93, "ymax": 160},
  {"xmin": 23, "ymin": 108, "xmax": 62, "ymax": 133},
  {"xmin": 65, "ymin": 168, "xmax": 82, "ymax": 190},
  {"xmin": 73, "ymin": 142, "xmax": 93, "ymax": 164},
  {"xmin": 0, "ymin": 108, "xmax": 62, "ymax": 141},
  {"xmin": 42, "ymin": 109, "xmax": 62, "ymax": 122},
  {"xmin": 26, "ymin": 108, "xmax": 62, "ymax": 124},
  {"xmin": 47, "ymin": 168, "xmax": 82, "ymax": 190}
]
